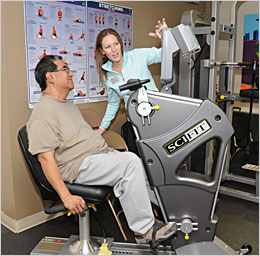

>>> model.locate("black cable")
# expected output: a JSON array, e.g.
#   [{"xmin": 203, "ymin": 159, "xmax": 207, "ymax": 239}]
[
  {"xmin": 191, "ymin": 41, "xmax": 207, "ymax": 70},
  {"xmin": 92, "ymin": 206, "xmax": 106, "ymax": 241},
  {"xmin": 191, "ymin": 56, "xmax": 195, "ymax": 67}
]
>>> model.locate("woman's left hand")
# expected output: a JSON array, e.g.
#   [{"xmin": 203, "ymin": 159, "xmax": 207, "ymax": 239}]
[
  {"xmin": 148, "ymin": 18, "xmax": 168, "ymax": 40},
  {"xmin": 95, "ymin": 125, "xmax": 105, "ymax": 135}
]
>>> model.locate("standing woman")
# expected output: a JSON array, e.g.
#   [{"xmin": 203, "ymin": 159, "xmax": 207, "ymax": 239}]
[{"xmin": 95, "ymin": 18, "xmax": 167, "ymax": 151}]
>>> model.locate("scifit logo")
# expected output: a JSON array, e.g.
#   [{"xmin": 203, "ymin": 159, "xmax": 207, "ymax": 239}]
[{"xmin": 163, "ymin": 120, "xmax": 211, "ymax": 155}]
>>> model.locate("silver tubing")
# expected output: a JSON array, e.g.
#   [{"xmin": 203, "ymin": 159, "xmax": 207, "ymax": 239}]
[
  {"xmin": 210, "ymin": 145, "xmax": 228, "ymax": 220},
  {"xmin": 154, "ymin": 188, "xmax": 169, "ymax": 224},
  {"xmin": 69, "ymin": 209, "xmax": 100, "ymax": 254}
]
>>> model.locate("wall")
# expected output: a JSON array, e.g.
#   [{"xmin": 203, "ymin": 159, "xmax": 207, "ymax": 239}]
[{"xmin": 1, "ymin": 1, "xmax": 207, "ymax": 232}]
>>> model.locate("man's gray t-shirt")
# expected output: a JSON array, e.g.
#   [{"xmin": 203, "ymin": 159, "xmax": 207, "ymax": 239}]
[{"xmin": 27, "ymin": 96, "xmax": 112, "ymax": 183}]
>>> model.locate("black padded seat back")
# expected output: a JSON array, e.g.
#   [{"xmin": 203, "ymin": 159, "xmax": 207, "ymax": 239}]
[
  {"xmin": 18, "ymin": 126, "xmax": 59, "ymax": 201},
  {"xmin": 121, "ymin": 121, "xmax": 139, "ymax": 156},
  {"xmin": 18, "ymin": 126, "xmax": 112, "ymax": 204},
  {"xmin": 232, "ymin": 111, "xmax": 249, "ymax": 148}
]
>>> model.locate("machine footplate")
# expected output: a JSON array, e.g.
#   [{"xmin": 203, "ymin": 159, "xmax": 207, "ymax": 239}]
[
  {"xmin": 31, "ymin": 236, "xmax": 176, "ymax": 255},
  {"xmin": 111, "ymin": 241, "xmax": 176, "ymax": 255},
  {"xmin": 31, "ymin": 236, "xmax": 236, "ymax": 255},
  {"xmin": 31, "ymin": 236, "xmax": 68, "ymax": 255}
]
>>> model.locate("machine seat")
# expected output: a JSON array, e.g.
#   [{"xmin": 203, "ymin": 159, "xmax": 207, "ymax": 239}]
[
  {"xmin": 65, "ymin": 183, "xmax": 112, "ymax": 204},
  {"xmin": 18, "ymin": 126, "xmax": 112, "ymax": 212}
]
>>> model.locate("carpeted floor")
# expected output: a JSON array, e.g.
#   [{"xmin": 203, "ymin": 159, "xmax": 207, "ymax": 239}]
[{"xmin": 1, "ymin": 192, "xmax": 259, "ymax": 255}]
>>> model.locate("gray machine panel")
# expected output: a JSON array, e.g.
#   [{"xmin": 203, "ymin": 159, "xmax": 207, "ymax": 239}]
[
  {"xmin": 127, "ymin": 91, "xmax": 202, "ymax": 140},
  {"xmin": 127, "ymin": 90, "xmax": 234, "ymax": 191},
  {"xmin": 126, "ymin": 89, "xmax": 234, "ymax": 249}
]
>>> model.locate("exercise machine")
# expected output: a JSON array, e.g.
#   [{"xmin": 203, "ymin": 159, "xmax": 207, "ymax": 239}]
[
  {"xmin": 118, "ymin": 17, "xmax": 251, "ymax": 254},
  {"xmin": 21, "ymin": 22, "xmax": 251, "ymax": 255},
  {"xmin": 207, "ymin": 60, "xmax": 259, "ymax": 203},
  {"xmin": 24, "ymin": 77, "xmax": 250, "ymax": 253},
  {"xmin": 119, "ymin": 78, "xmax": 236, "ymax": 254},
  {"xmin": 174, "ymin": 3, "xmax": 259, "ymax": 203}
]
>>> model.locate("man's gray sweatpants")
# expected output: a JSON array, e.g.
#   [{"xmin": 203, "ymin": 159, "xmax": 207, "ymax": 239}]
[{"xmin": 75, "ymin": 151, "xmax": 155, "ymax": 235}]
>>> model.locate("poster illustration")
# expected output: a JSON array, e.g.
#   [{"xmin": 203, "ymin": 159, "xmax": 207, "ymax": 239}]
[
  {"xmin": 24, "ymin": 1, "xmax": 132, "ymax": 108},
  {"xmin": 87, "ymin": 1, "xmax": 133, "ymax": 97},
  {"xmin": 241, "ymin": 14, "xmax": 259, "ymax": 90},
  {"xmin": 25, "ymin": 1, "xmax": 87, "ymax": 108}
]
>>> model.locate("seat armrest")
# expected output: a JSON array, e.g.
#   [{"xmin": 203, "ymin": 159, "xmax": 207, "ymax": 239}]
[{"xmin": 65, "ymin": 183, "xmax": 112, "ymax": 203}]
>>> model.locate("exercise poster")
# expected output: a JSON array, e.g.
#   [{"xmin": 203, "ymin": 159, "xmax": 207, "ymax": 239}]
[
  {"xmin": 24, "ymin": 1, "xmax": 132, "ymax": 108},
  {"xmin": 87, "ymin": 1, "xmax": 133, "ymax": 97}
]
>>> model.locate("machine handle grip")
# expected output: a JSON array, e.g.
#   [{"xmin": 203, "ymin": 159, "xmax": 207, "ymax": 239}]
[
  {"xmin": 44, "ymin": 200, "xmax": 67, "ymax": 214},
  {"xmin": 44, "ymin": 199, "xmax": 90, "ymax": 215},
  {"xmin": 119, "ymin": 79, "xmax": 150, "ymax": 91}
]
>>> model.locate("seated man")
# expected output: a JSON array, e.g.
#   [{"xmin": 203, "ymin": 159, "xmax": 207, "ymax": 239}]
[{"xmin": 27, "ymin": 55, "xmax": 177, "ymax": 246}]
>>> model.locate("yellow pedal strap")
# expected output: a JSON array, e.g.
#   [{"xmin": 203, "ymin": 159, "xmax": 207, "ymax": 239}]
[{"xmin": 98, "ymin": 243, "xmax": 112, "ymax": 255}]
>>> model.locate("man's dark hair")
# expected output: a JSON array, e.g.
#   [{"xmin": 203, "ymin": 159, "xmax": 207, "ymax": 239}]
[{"xmin": 35, "ymin": 55, "xmax": 62, "ymax": 92}]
